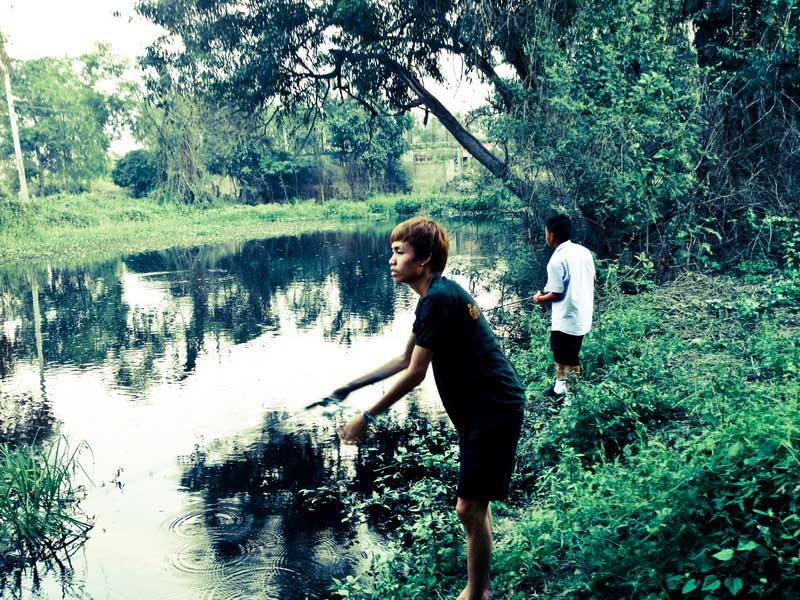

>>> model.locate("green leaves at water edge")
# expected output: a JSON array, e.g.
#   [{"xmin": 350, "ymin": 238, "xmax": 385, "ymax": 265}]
[{"xmin": 0, "ymin": 435, "xmax": 94, "ymax": 567}]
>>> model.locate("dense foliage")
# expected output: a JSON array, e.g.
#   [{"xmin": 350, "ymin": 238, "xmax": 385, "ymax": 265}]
[
  {"xmin": 326, "ymin": 99, "xmax": 411, "ymax": 198},
  {"xmin": 112, "ymin": 149, "xmax": 159, "ymax": 198},
  {"xmin": 128, "ymin": 93, "xmax": 411, "ymax": 203},
  {"xmin": 333, "ymin": 246, "xmax": 800, "ymax": 598},
  {"xmin": 0, "ymin": 44, "xmax": 134, "ymax": 196},
  {"xmin": 135, "ymin": 0, "xmax": 800, "ymax": 265}
]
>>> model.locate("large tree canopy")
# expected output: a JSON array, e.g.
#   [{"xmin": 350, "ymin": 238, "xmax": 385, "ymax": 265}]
[
  {"xmin": 136, "ymin": 0, "xmax": 558, "ymax": 199},
  {"xmin": 136, "ymin": 0, "xmax": 800, "ymax": 261}
]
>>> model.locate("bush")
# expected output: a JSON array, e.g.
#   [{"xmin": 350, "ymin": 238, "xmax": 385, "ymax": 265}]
[
  {"xmin": 112, "ymin": 149, "xmax": 160, "ymax": 198},
  {"xmin": 495, "ymin": 393, "xmax": 800, "ymax": 599}
]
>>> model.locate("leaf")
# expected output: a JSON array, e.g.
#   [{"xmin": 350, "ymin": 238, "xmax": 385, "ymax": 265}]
[
  {"xmin": 727, "ymin": 442, "xmax": 743, "ymax": 457},
  {"xmin": 712, "ymin": 548, "xmax": 734, "ymax": 561},
  {"xmin": 682, "ymin": 578, "xmax": 699, "ymax": 594},
  {"xmin": 737, "ymin": 540, "xmax": 758, "ymax": 552},
  {"xmin": 724, "ymin": 577, "xmax": 744, "ymax": 596},
  {"xmin": 701, "ymin": 575, "xmax": 721, "ymax": 591}
]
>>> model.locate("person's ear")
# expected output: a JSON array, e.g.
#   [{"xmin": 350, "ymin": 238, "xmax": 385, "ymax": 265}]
[{"xmin": 418, "ymin": 255, "xmax": 431, "ymax": 267}]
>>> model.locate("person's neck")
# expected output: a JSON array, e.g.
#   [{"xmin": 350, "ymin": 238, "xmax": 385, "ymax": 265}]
[{"xmin": 409, "ymin": 271, "xmax": 436, "ymax": 297}]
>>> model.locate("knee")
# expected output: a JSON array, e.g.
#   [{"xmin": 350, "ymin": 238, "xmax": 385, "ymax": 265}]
[{"xmin": 456, "ymin": 498, "xmax": 488, "ymax": 530}]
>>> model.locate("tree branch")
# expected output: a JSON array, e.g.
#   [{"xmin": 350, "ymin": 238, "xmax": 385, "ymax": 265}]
[{"xmin": 376, "ymin": 54, "xmax": 528, "ymax": 199}]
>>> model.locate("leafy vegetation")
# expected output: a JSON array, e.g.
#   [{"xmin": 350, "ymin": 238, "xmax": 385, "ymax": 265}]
[
  {"xmin": 333, "ymin": 257, "xmax": 800, "ymax": 599},
  {"xmin": 0, "ymin": 44, "xmax": 134, "ymax": 196},
  {"xmin": 0, "ymin": 192, "xmax": 486, "ymax": 266},
  {"xmin": 111, "ymin": 148, "xmax": 159, "ymax": 198},
  {"xmin": 134, "ymin": 0, "xmax": 800, "ymax": 266},
  {"xmin": 0, "ymin": 436, "xmax": 93, "ymax": 569}
]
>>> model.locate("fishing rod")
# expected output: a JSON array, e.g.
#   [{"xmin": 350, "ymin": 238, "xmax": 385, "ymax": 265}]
[
  {"xmin": 482, "ymin": 294, "xmax": 540, "ymax": 313},
  {"xmin": 301, "ymin": 294, "xmax": 543, "ymax": 414}
]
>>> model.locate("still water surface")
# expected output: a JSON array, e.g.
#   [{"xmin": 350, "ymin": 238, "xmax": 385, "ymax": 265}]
[{"xmin": 0, "ymin": 223, "xmax": 510, "ymax": 599}]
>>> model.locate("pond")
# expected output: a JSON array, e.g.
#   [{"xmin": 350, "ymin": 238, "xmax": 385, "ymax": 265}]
[{"xmin": 0, "ymin": 221, "xmax": 520, "ymax": 599}]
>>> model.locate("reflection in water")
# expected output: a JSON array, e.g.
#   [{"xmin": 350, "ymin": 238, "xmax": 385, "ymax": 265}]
[
  {"xmin": 0, "ymin": 222, "xmax": 516, "ymax": 599},
  {"xmin": 171, "ymin": 412, "xmax": 356, "ymax": 599}
]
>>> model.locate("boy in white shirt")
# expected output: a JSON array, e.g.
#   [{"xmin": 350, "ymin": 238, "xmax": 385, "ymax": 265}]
[{"xmin": 534, "ymin": 214, "xmax": 595, "ymax": 396}]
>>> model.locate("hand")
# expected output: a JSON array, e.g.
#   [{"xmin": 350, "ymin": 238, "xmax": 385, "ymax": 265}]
[
  {"xmin": 338, "ymin": 413, "xmax": 368, "ymax": 444},
  {"xmin": 331, "ymin": 386, "xmax": 352, "ymax": 401},
  {"xmin": 306, "ymin": 386, "xmax": 353, "ymax": 410},
  {"xmin": 534, "ymin": 292, "xmax": 542, "ymax": 305}
]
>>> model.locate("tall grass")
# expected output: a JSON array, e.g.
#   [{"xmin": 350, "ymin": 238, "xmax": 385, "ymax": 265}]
[{"xmin": 0, "ymin": 437, "xmax": 93, "ymax": 569}]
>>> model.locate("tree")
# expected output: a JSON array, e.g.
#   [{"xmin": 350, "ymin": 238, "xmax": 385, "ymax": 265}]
[
  {"xmin": 136, "ymin": 0, "xmax": 799, "ymax": 262},
  {"xmin": 683, "ymin": 0, "xmax": 800, "ymax": 249},
  {"xmin": 326, "ymin": 99, "xmax": 410, "ymax": 198},
  {"xmin": 135, "ymin": 93, "xmax": 323, "ymax": 203},
  {"xmin": 0, "ymin": 45, "xmax": 133, "ymax": 195},
  {"xmin": 112, "ymin": 149, "xmax": 159, "ymax": 198},
  {"xmin": 0, "ymin": 30, "xmax": 29, "ymax": 201},
  {"xmin": 136, "ymin": 0, "xmax": 548, "ymax": 199}
]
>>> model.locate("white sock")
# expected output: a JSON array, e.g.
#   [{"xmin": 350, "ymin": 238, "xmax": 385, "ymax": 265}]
[{"xmin": 553, "ymin": 379, "xmax": 567, "ymax": 394}]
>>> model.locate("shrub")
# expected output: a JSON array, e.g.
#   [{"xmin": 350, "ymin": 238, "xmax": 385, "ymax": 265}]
[
  {"xmin": 112, "ymin": 149, "xmax": 160, "ymax": 198},
  {"xmin": 495, "ymin": 394, "xmax": 800, "ymax": 599}
]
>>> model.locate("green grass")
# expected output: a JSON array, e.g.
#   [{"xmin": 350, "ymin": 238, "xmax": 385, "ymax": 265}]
[
  {"xmin": 0, "ymin": 436, "xmax": 93, "ymax": 568},
  {"xmin": 0, "ymin": 191, "xmax": 484, "ymax": 268}
]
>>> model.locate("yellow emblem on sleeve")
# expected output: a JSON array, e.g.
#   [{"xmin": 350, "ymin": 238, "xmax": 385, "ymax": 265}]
[{"xmin": 468, "ymin": 303, "xmax": 480, "ymax": 320}]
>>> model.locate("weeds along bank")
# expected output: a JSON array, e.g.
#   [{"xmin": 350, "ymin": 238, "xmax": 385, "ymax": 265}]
[
  {"xmin": 334, "ymin": 267, "xmax": 800, "ymax": 599},
  {"xmin": 0, "ymin": 437, "xmax": 93, "ymax": 570},
  {"xmin": 0, "ymin": 192, "xmax": 491, "ymax": 266}
]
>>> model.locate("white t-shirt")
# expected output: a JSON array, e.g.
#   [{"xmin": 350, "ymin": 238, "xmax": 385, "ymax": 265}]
[{"xmin": 544, "ymin": 240, "xmax": 595, "ymax": 336}]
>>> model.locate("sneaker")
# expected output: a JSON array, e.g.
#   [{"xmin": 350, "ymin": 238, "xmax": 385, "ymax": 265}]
[{"xmin": 544, "ymin": 385, "xmax": 564, "ymax": 398}]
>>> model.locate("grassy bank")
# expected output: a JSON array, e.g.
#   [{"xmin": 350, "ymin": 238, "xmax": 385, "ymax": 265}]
[
  {"xmin": 0, "ymin": 191, "xmax": 488, "ymax": 268},
  {"xmin": 334, "ymin": 267, "xmax": 800, "ymax": 599}
]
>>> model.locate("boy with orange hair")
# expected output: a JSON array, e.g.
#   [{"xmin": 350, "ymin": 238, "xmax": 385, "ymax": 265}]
[{"xmin": 329, "ymin": 216, "xmax": 525, "ymax": 600}]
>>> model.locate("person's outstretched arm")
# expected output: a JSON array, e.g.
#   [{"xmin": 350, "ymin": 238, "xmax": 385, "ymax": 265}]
[
  {"xmin": 339, "ymin": 342, "xmax": 433, "ymax": 443},
  {"xmin": 326, "ymin": 334, "xmax": 417, "ymax": 402}
]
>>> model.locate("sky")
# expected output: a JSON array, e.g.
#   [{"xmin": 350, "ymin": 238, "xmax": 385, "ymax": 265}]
[
  {"xmin": 0, "ymin": 0, "xmax": 489, "ymax": 136},
  {"xmin": 0, "ymin": 0, "xmax": 162, "ymax": 61}
]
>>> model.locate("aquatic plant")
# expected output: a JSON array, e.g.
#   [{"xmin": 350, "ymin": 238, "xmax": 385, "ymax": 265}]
[{"xmin": 0, "ymin": 436, "xmax": 93, "ymax": 569}]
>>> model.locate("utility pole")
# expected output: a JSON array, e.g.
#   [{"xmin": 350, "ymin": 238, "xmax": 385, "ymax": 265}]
[{"xmin": 0, "ymin": 30, "xmax": 29, "ymax": 202}]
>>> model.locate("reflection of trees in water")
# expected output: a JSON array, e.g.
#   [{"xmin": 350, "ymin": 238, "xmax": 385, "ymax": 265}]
[
  {"xmin": 126, "ymin": 230, "xmax": 405, "ymax": 351},
  {"xmin": 0, "ymin": 225, "xmax": 499, "ymax": 397},
  {"xmin": 0, "ymin": 391, "xmax": 55, "ymax": 448},
  {"xmin": 181, "ymin": 413, "xmax": 345, "ymax": 513},
  {"xmin": 0, "ymin": 332, "xmax": 21, "ymax": 380},
  {"xmin": 179, "ymin": 413, "xmax": 354, "ymax": 599}
]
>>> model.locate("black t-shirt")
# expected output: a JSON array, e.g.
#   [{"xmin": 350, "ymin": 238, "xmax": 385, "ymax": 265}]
[{"xmin": 412, "ymin": 274, "xmax": 525, "ymax": 432}]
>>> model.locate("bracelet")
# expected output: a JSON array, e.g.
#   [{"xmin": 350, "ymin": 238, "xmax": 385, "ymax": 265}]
[{"xmin": 362, "ymin": 411, "xmax": 376, "ymax": 425}]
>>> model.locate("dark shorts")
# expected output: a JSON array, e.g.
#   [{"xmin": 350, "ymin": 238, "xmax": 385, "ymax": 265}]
[
  {"xmin": 457, "ymin": 410, "xmax": 523, "ymax": 501},
  {"xmin": 550, "ymin": 330, "xmax": 584, "ymax": 366}
]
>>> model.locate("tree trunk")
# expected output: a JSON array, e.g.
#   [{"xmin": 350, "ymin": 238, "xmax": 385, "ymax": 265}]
[
  {"xmin": 0, "ymin": 59, "xmax": 30, "ymax": 201},
  {"xmin": 382, "ymin": 56, "xmax": 531, "ymax": 201}
]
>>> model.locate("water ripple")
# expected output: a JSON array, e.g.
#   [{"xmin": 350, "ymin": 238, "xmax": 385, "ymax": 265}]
[{"xmin": 164, "ymin": 503, "xmax": 247, "ymax": 538}]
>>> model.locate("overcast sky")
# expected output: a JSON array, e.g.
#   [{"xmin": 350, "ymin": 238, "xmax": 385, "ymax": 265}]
[
  {"xmin": 0, "ymin": 0, "xmax": 488, "ymax": 117},
  {"xmin": 0, "ymin": 0, "xmax": 162, "ymax": 60}
]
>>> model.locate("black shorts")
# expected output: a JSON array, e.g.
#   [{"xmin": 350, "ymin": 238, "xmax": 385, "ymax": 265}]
[
  {"xmin": 457, "ymin": 410, "xmax": 523, "ymax": 501},
  {"xmin": 550, "ymin": 330, "xmax": 584, "ymax": 366}
]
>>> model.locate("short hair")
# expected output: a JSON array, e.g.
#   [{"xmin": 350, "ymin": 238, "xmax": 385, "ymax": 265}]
[
  {"xmin": 390, "ymin": 217, "xmax": 450, "ymax": 273},
  {"xmin": 545, "ymin": 214, "xmax": 572, "ymax": 242}
]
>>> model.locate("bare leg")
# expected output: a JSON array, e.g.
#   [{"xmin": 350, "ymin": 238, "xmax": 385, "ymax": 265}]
[
  {"xmin": 555, "ymin": 362, "xmax": 580, "ymax": 391},
  {"xmin": 455, "ymin": 498, "xmax": 493, "ymax": 600}
]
